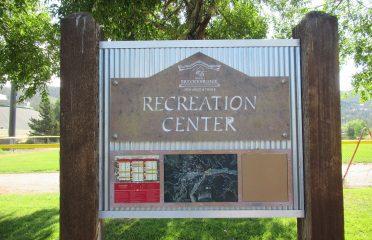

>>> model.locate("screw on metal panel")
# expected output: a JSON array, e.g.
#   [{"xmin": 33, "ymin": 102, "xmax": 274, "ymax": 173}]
[
  {"xmin": 281, "ymin": 79, "xmax": 287, "ymax": 84},
  {"xmin": 282, "ymin": 132, "xmax": 288, "ymax": 138},
  {"xmin": 112, "ymin": 80, "xmax": 118, "ymax": 86},
  {"xmin": 112, "ymin": 133, "xmax": 118, "ymax": 139}
]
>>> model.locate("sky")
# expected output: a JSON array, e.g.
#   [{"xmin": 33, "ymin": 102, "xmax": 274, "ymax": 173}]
[{"xmin": 339, "ymin": 59, "xmax": 355, "ymax": 91}]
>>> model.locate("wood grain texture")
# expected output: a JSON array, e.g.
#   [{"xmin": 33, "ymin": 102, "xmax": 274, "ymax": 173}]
[
  {"xmin": 60, "ymin": 12, "xmax": 100, "ymax": 240},
  {"xmin": 293, "ymin": 11, "xmax": 344, "ymax": 240}
]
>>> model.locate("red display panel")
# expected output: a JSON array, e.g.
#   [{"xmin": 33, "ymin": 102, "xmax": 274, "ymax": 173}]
[
  {"xmin": 114, "ymin": 156, "xmax": 160, "ymax": 203},
  {"xmin": 114, "ymin": 183, "xmax": 160, "ymax": 203}
]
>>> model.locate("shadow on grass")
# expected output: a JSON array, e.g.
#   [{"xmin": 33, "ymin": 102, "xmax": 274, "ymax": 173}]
[
  {"xmin": 105, "ymin": 218, "xmax": 296, "ymax": 240},
  {"xmin": 0, "ymin": 208, "xmax": 59, "ymax": 240}
]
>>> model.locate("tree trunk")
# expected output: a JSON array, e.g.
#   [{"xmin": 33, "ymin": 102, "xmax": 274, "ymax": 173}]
[{"xmin": 8, "ymin": 83, "xmax": 16, "ymax": 137}]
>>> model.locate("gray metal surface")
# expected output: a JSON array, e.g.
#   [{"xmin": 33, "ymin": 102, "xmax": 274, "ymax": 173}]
[
  {"xmin": 100, "ymin": 46, "xmax": 299, "ymax": 79},
  {"xmin": 99, "ymin": 40, "xmax": 304, "ymax": 217},
  {"xmin": 110, "ymin": 140, "xmax": 290, "ymax": 151},
  {"xmin": 99, "ymin": 50, "xmax": 103, "ymax": 211},
  {"xmin": 99, "ymin": 210, "xmax": 304, "ymax": 219}
]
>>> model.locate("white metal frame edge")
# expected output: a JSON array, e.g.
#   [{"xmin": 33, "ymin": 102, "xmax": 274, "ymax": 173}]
[
  {"xmin": 100, "ymin": 39, "xmax": 300, "ymax": 49},
  {"xmin": 99, "ymin": 210, "xmax": 304, "ymax": 219}
]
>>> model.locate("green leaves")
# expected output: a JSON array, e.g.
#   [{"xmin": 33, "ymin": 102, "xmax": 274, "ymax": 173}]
[
  {"xmin": 0, "ymin": 0, "xmax": 59, "ymax": 101},
  {"xmin": 59, "ymin": 0, "xmax": 164, "ymax": 40},
  {"xmin": 207, "ymin": 1, "xmax": 267, "ymax": 39},
  {"xmin": 343, "ymin": 119, "xmax": 368, "ymax": 139},
  {"xmin": 328, "ymin": 0, "xmax": 371, "ymax": 102},
  {"xmin": 268, "ymin": 0, "xmax": 371, "ymax": 102},
  {"xmin": 58, "ymin": 0, "xmax": 268, "ymax": 40}
]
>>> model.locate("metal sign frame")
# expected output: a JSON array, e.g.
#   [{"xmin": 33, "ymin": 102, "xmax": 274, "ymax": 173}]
[{"xmin": 98, "ymin": 39, "xmax": 304, "ymax": 219}]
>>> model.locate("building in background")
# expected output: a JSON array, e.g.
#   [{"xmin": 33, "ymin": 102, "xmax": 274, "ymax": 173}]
[{"xmin": 0, "ymin": 106, "xmax": 40, "ymax": 137}]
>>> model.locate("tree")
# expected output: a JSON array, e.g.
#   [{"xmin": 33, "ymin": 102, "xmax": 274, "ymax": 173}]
[
  {"xmin": 207, "ymin": 1, "xmax": 267, "ymax": 39},
  {"xmin": 268, "ymin": 0, "xmax": 371, "ymax": 102},
  {"xmin": 346, "ymin": 125, "xmax": 355, "ymax": 139},
  {"xmin": 344, "ymin": 119, "xmax": 368, "ymax": 139},
  {"xmin": 28, "ymin": 97, "xmax": 59, "ymax": 136},
  {"xmin": 58, "ymin": 1, "xmax": 371, "ymax": 102},
  {"xmin": 0, "ymin": 0, "xmax": 59, "ymax": 101},
  {"xmin": 53, "ymin": 98, "xmax": 60, "ymax": 134},
  {"xmin": 321, "ymin": 1, "xmax": 371, "ymax": 102},
  {"xmin": 58, "ymin": 0, "xmax": 268, "ymax": 40}
]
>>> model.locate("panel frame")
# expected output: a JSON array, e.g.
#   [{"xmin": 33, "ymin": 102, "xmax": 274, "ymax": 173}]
[
  {"xmin": 108, "ymin": 150, "xmax": 293, "ymax": 211},
  {"xmin": 100, "ymin": 39, "xmax": 300, "ymax": 49},
  {"xmin": 98, "ymin": 39, "xmax": 304, "ymax": 218}
]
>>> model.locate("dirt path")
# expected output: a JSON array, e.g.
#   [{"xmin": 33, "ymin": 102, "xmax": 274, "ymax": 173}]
[
  {"xmin": 0, "ymin": 172, "xmax": 59, "ymax": 194},
  {"xmin": 342, "ymin": 164, "xmax": 372, "ymax": 188},
  {"xmin": 0, "ymin": 164, "xmax": 371, "ymax": 194}
]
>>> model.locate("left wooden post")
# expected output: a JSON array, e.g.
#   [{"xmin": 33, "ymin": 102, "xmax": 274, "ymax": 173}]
[{"xmin": 60, "ymin": 13, "xmax": 101, "ymax": 240}]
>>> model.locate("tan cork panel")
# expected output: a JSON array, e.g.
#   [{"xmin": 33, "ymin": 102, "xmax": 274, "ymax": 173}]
[{"xmin": 241, "ymin": 153, "xmax": 288, "ymax": 202}]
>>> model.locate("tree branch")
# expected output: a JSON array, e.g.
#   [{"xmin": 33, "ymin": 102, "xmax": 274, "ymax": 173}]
[{"xmin": 331, "ymin": 0, "xmax": 345, "ymax": 13}]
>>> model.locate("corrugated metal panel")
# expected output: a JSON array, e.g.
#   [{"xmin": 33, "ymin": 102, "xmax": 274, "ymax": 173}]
[
  {"xmin": 102, "ymin": 46, "xmax": 298, "ymax": 79},
  {"xmin": 110, "ymin": 140, "xmax": 290, "ymax": 151},
  {"xmin": 99, "ymin": 40, "xmax": 304, "ymax": 214}
]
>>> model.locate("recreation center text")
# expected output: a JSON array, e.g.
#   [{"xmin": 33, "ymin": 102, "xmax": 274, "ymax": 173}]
[{"xmin": 143, "ymin": 95, "xmax": 257, "ymax": 132}]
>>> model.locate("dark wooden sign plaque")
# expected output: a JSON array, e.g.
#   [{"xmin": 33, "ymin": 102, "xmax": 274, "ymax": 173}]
[{"xmin": 110, "ymin": 52, "xmax": 290, "ymax": 142}]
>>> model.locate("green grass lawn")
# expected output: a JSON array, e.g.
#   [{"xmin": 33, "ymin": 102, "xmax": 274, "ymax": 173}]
[
  {"xmin": 344, "ymin": 188, "xmax": 372, "ymax": 240},
  {"xmin": 0, "ymin": 142, "xmax": 370, "ymax": 174},
  {"xmin": 342, "ymin": 143, "xmax": 372, "ymax": 164},
  {"xmin": 0, "ymin": 149, "xmax": 59, "ymax": 173},
  {"xmin": 0, "ymin": 188, "xmax": 371, "ymax": 240},
  {"xmin": 0, "ymin": 194, "xmax": 59, "ymax": 240},
  {"xmin": 104, "ymin": 218, "xmax": 296, "ymax": 240}
]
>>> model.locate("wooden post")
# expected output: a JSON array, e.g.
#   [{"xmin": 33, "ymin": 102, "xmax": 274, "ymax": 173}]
[
  {"xmin": 293, "ymin": 12, "xmax": 344, "ymax": 240},
  {"xmin": 60, "ymin": 13, "xmax": 101, "ymax": 240}
]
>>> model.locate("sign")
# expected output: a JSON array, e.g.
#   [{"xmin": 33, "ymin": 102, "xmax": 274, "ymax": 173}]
[
  {"xmin": 99, "ymin": 40, "xmax": 304, "ymax": 218},
  {"xmin": 110, "ymin": 52, "xmax": 290, "ymax": 142}
]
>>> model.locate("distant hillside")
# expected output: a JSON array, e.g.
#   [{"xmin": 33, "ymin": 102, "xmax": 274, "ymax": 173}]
[
  {"xmin": 0, "ymin": 106, "xmax": 40, "ymax": 137},
  {"xmin": 0, "ymin": 87, "xmax": 370, "ymax": 127},
  {"xmin": 341, "ymin": 94, "xmax": 372, "ymax": 126},
  {"xmin": 0, "ymin": 86, "xmax": 60, "ymax": 109},
  {"xmin": 47, "ymin": 87, "xmax": 60, "ymax": 99}
]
